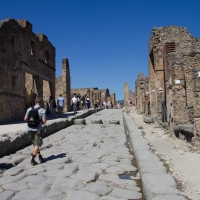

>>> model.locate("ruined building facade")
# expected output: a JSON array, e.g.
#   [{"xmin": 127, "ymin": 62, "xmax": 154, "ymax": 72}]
[
  {"xmin": 124, "ymin": 82, "xmax": 135, "ymax": 105},
  {"xmin": 71, "ymin": 88, "xmax": 116, "ymax": 106},
  {"xmin": 135, "ymin": 73, "xmax": 149, "ymax": 115},
  {"xmin": 136, "ymin": 26, "xmax": 200, "ymax": 142},
  {"xmin": 0, "ymin": 18, "xmax": 56, "ymax": 124}
]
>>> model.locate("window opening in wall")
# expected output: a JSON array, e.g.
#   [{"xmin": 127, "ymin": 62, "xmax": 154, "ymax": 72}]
[
  {"xmin": 31, "ymin": 41, "xmax": 36, "ymax": 56},
  {"xmin": 165, "ymin": 42, "xmax": 176, "ymax": 54},
  {"xmin": 12, "ymin": 76, "xmax": 16, "ymax": 87},
  {"xmin": 11, "ymin": 36, "xmax": 14, "ymax": 48},
  {"xmin": 45, "ymin": 50, "xmax": 50, "ymax": 64}
]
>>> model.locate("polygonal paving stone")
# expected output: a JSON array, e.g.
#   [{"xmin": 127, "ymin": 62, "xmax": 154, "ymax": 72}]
[
  {"xmin": 2, "ymin": 180, "xmax": 28, "ymax": 191},
  {"xmin": 10, "ymin": 155, "xmax": 27, "ymax": 166},
  {"xmin": 80, "ymin": 182, "xmax": 112, "ymax": 196},
  {"xmin": 70, "ymin": 171, "xmax": 96, "ymax": 183},
  {"xmin": 65, "ymin": 190, "xmax": 99, "ymax": 200},
  {"xmin": 22, "ymin": 175, "xmax": 45, "ymax": 182},
  {"xmin": 91, "ymin": 163, "xmax": 110, "ymax": 170},
  {"xmin": 3, "ymin": 167, "xmax": 24, "ymax": 176},
  {"xmin": 79, "ymin": 166, "xmax": 103, "ymax": 175},
  {"xmin": 40, "ymin": 169, "xmax": 59, "ymax": 177},
  {"xmin": 105, "ymin": 166, "xmax": 125, "ymax": 174},
  {"xmin": 110, "ymin": 178, "xmax": 138, "ymax": 188},
  {"xmin": 13, "ymin": 189, "xmax": 46, "ymax": 199},
  {"xmin": 51, "ymin": 178, "xmax": 85, "ymax": 192},
  {"xmin": 109, "ymin": 188, "xmax": 142, "ymax": 199},
  {"xmin": 101, "ymin": 155, "xmax": 119, "ymax": 162},
  {"xmin": 86, "ymin": 151, "xmax": 110, "ymax": 159},
  {"xmin": 44, "ymin": 163, "xmax": 65, "ymax": 171},
  {"xmin": 26, "ymin": 166, "xmax": 46, "ymax": 175},
  {"xmin": 0, "ymin": 190, "xmax": 14, "ymax": 200},
  {"xmin": 96, "ymin": 180, "xmax": 109, "ymax": 186},
  {"xmin": 99, "ymin": 174, "xmax": 119, "ymax": 182},
  {"xmin": 101, "ymin": 160, "xmax": 119, "ymax": 166},
  {"xmin": 28, "ymin": 180, "xmax": 51, "ymax": 190},
  {"xmin": 64, "ymin": 163, "xmax": 79, "ymax": 171},
  {"xmin": 0, "ymin": 172, "xmax": 27, "ymax": 186},
  {"xmin": 74, "ymin": 156, "xmax": 99, "ymax": 164},
  {"xmin": 118, "ymin": 163, "xmax": 137, "ymax": 171},
  {"xmin": 119, "ymin": 158, "xmax": 132, "ymax": 164}
]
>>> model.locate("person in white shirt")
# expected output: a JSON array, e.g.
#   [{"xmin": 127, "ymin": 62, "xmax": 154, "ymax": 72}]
[
  {"xmin": 103, "ymin": 101, "xmax": 107, "ymax": 109},
  {"xmin": 86, "ymin": 97, "xmax": 90, "ymax": 110},
  {"xmin": 57, "ymin": 94, "xmax": 65, "ymax": 117},
  {"xmin": 71, "ymin": 93, "xmax": 79, "ymax": 114}
]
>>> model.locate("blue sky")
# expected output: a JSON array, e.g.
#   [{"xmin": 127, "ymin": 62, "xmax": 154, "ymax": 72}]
[{"xmin": 1, "ymin": 0, "xmax": 200, "ymax": 100}]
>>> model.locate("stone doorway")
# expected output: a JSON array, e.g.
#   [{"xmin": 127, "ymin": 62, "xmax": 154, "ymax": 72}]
[{"xmin": 25, "ymin": 72, "xmax": 37, "ymax": 110}]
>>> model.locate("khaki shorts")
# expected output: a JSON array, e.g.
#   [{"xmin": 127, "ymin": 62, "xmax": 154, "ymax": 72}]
[{"xmin": 28, "ymin": 130, "xmax": 43, "ymax": 147}]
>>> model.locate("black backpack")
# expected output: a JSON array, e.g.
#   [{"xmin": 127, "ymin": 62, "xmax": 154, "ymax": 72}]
[{"xmin": 27, "ymin": 107, "xmax": 41, "ymax": 128}]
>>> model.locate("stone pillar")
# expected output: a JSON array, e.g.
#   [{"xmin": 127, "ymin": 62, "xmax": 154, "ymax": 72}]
[
  {"xmin": 124, "ymin": 83, "xmax": 129, "ymax": 106},
  {"xmin": 62, "ymin": 58, "xmax": 71, "ymax": 112},
  {"xmin": 149, "ymin": 57, "xmax": 156, "ymax": 117}
]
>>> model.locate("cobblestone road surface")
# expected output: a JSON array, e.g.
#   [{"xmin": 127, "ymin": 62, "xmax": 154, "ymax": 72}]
[{"xmin": 0, "ymin": 110, "xmax": 143, "ymax": 200}]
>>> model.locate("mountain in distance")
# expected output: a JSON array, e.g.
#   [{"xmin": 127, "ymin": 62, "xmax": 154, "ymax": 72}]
[{"xmin": 116, "ymin": 100, "xmax": 124, "ymax": 104}]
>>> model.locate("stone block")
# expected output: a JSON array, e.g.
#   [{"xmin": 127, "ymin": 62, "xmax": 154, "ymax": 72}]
[
  {"xmin": 152, "ymin": 195, "xmax": 187, "ymax": 200},
  {"xmin": 173, "ymin": 125, "xmax": 194, "ymax": 138},
  {"xmin": 91, "ymin": 119, "xmax": 103, "ymax": 124},
  {"xmin": 0, "ymin": 137, "xmax": 12, "ymax": 158},
  {"xmin": 109, "ymin": 120, "xmax": 120, "ymax": 124},
  {"xmin": 142, "ymin": 173, "xmax": 177, "ymax": 200},
  {"xmin": 74, "ymin": 119, "xmax": 86, "ymax": 125},
  {"xmin": 135, "ymin": 150, "xmax": 159, "ymax": 163},
  {"xmin": 138, "ymin": 160, "xmax": 167, "ymax": 175},
  {"xmin": 143, "ymin": 116, "xmax": 153, "ymax": 123}
]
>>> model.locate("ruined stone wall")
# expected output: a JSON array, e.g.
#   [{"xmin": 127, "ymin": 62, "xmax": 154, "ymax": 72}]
[
  {"xmin": 109, "ymin": 93, "xmax": 116, "ymax": 106},
  {"xmin": 124, "ymin": 83, "xmax": 129, "ymax": 105},
  {"xmin": 135, "ymin": 73, "xmax": 149, "ymax": 115},
  {"xmin": 0, "ymin": 18, "xmax": 55, "ymax": 124},
  {"xmin": 71, "ymin": 88, "xmax": 89, "ymax": 98},
  {"xmin": 55, "ymin": 58, "xmax": 71, "ymax": 112},
  {"xmin": 101, "ymin": 89, "xmax": 110, "ymax": 101},
  {"xmin": 149, "ymin": 26, "xmax": 200, "ymax": 125},
  {"xmin": 130, "ymin": 92, "xmax": 135, "ymax": 102},
  {"xmin": 146, "ymin": 26, "xmax": 200, "ymax": 143},
  {"xmin": 70, "ymin": 88, "xmax": 110, "ymax": 106}
]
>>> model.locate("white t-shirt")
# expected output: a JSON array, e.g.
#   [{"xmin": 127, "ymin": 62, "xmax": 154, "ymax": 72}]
[{"xmin": 72, "ymin": 97, "xmax": 79, "ymax": 103}]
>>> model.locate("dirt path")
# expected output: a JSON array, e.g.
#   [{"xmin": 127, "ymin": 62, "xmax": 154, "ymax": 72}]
[{"xmin": 127, "ymin": 106, "xmax": 200, "ymax": 200}]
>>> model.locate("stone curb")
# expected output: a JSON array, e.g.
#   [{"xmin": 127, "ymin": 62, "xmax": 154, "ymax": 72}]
[
  {"xmin": 0, "ymin": 108, "xmax": 103, "ymax": 158},
  {"xmin": 123, "ymin": 114, "xmax": 186, "ymax": 200}
]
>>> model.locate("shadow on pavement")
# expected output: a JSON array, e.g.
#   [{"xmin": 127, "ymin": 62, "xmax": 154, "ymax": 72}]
[
  {"xmin": 44, "ymin": 153, "xmax": 66, "ymax": 162},
  {"xmin": 0, "ymin": 163, "xmax": 14, "ymax": 170}
]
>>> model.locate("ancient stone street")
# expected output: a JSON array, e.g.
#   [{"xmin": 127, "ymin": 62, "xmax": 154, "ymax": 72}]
[
  {"xmin": 0, "ymin": 110, "xmax": 142, "ymax": 200},
  {"xmin": 0, "ymin": 109, "xmax": 187, "ymax": 200}
]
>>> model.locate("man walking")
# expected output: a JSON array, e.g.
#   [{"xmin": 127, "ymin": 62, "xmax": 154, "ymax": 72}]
[
  {"xmin": 24, "ymin": 96, "xmax": 46, "ymax": 166},
  {"xmin": 57, "ymin": 94, "xmax": 65, "ymax": 117},
  {"xmin": 71, "ymin": 93, "xmax": 79, "ymax": 114}
]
